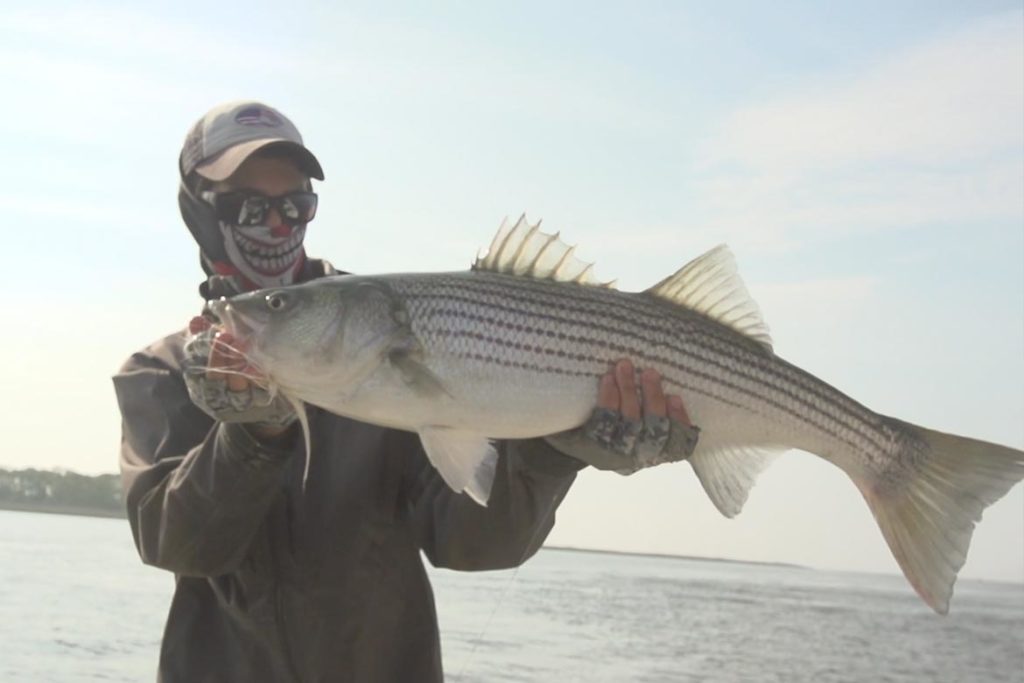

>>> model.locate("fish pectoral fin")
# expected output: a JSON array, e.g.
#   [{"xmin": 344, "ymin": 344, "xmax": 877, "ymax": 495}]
[
  {"xmin": 688, "ymin": 441, "xmax": 782, "ymax": 518},
  {"xmin": 418, "ymin": 427, "xmax": 499, "ymax": 506},
  {"xmin": 389, "ymin": 350, "xmax": 452, "ymax": 398}
]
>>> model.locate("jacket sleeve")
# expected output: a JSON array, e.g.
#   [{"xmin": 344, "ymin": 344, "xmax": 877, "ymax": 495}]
[
  {"xmin": 114, "ymin": 338, "xmax": 299, "ymax": 577},
  {"xmin": 408, "ymin": 435, "xmax": 585, "ymax": 571}
]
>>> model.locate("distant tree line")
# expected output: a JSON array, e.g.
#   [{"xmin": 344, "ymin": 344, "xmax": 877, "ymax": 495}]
[{"xmin": 0, "ymin": 468, "xmax": 124, "ymax": 517}]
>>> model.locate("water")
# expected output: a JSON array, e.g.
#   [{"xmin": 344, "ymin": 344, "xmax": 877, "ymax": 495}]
[{"xmin": 1, "ymin": 510, "xmax": 1021, "ymax": 682}]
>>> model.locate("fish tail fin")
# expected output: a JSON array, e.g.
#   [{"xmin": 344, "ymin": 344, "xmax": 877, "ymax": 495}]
[{"xmin": 858, "ymin": 418, "xmax": 1024, "ymax": 614}]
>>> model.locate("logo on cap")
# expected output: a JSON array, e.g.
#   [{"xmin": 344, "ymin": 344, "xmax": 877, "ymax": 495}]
[{"xmin": 235, "ymin": 106, "xmax": 283, "ymax": 127}]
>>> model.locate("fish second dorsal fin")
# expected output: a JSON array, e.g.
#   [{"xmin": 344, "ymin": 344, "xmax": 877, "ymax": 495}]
[
  {"xmin": 472, "ymin": 215, "xmax": 616, "ymax": 288},
  {"xmin": 645, "ymin": 245, "xmax": 773, "ymax": 353}
]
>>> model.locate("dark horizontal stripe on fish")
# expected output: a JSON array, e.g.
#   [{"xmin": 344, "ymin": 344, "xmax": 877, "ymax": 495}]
[
  {"xmin": 434, "ymin": 275, "xmax": 891, "ymax": 454},
  {"xmin": 406, "ymin": 278, "xmax": 886, "ymax": 454},
  {"xmin": 443, "ymin": 328, "xmax": 601, "ymax": 366},
  {"xmin": 431, "ymin": 307, "xmax": 873, "ymax": 453},
  {"xmin": 454, "ymin": 349, "xmax": 753, "ymax": 415},
  {"xmin": 418, "ymin": 304, "xmax": 883, "ymax": 455},
  {"xmin": 405, "ymin": 272, "xmax": 878, "ymax": 408},
  {"xmin": 404, "ymin": 278, "xmax": 867, "ymax": 415},
  {"xmin": 439, "ymin": 326, "xmax": 753, "ymax": 415},
  {"xmin": 404, "ymin": 273, "xmax": 745, "ymax": 345},
  {"xmin": 405, "ymin": 276, "xmax": 878, "ymax": 425},
  {"xmin": 406, "ymin": 288, "xmax": 887, "ymax": 455},
  {"xmin": 402, "ymin": 277, "xmax": 702, "ymax": 341}
]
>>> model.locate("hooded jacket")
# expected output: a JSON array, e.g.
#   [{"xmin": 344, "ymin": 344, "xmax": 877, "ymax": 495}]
[{"xmin": 114, "ymin": 271, "xmax": 584, "ymax": 682}]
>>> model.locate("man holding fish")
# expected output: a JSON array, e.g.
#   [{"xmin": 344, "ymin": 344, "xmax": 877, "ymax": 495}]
[{"xmin": 113, "ymin": 101, "xmax": 698, "ymax": 683}]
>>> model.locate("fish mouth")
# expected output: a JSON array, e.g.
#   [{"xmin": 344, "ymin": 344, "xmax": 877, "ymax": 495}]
[{"xmin": 207, "ymin": 298, "xmax": 265, "ymax": 340}]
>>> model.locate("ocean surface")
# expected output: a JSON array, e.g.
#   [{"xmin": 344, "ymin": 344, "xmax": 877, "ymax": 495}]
[{"xmin": 1, "ymin": 510, "xmax": 1021, "ymax": 683}]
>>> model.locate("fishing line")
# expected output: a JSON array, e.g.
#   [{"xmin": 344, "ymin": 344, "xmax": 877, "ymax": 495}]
[
  {"xmin": 454, "ymin": 463, "xmax": 568, "ymax": 680},
  {"xmin": 454, "ymin": 563, "xmax": 522, "ymax": 681}
]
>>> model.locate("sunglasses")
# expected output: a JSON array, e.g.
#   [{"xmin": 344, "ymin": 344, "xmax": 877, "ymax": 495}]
[{"xmin": 202, "ymin": 190, "xmax": 318, "ymax": 227}]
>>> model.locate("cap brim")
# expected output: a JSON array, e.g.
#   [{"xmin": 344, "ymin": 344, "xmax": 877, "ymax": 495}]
[{"xmin": 195, "ymin": 139, "xmax": 325, "ymax": 182}]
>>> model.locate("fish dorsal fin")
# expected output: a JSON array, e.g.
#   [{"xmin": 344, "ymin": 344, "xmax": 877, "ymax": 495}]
[
  {"xmin": 645, "ymin": 245, "xmax": 772, "ymax": 352},
  {"xmin": 473, "ymin": 214, "xmax": 616, "ymax": 288}
]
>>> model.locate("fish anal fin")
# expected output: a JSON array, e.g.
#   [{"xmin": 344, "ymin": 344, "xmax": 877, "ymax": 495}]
[{"xmin": 689, "ymin": 442, "xmax": 781, "ymax": 518}]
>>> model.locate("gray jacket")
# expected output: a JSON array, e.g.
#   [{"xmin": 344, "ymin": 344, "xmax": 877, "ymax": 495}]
[{"xmin": 114, "ymin": 330, "xmax": 583, "ymax": 683}]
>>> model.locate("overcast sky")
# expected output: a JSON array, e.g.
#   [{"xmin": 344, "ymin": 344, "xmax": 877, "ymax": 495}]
[{"xmin": 1, "ymin": 2, "xmax": 1021, "ymax": 586}]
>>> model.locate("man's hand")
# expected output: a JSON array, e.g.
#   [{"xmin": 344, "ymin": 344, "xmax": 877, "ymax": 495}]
[
  {"xmin": 545, "ymin": 359, "xmax": 700, "ymax": 474},
  {"xmin": 598, "ymin": 359, "xmax": 690, "ymax": 429},
  {"xmin": 183, "ymin": 316, "xmax": 295, "ymax": 438}
]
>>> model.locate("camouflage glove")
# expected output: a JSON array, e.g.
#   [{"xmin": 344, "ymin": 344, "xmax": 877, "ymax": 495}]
[
  {"xmin": 182, "ymin": 325, "xmax": 297, "ymax": 429},
  {"xmin": 544, "ymin": 408, "xmax": 700, "ymax": 475}
]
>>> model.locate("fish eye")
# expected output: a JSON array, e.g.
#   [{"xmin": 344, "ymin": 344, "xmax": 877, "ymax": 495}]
[{"xmin": 266, "ymin": 292, "xmax": 289, "ymax": 311}]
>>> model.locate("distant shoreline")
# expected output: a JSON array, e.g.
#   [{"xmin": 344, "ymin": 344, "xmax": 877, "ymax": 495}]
[
  {"xmin": 544, "ymin": 544, "xmax": 805, "ymax": 569},
  {"xmin": 1, "ymin": 506, "xmax": 1018, "ymax": 587},
  {"xmin": 0, "ymin": 502, "xmax": 125, "ymax": 519},
  {"xmin": 0, "ymin": 505, "xmax": 794, "ymax": 569},
  {"xmin": 0, "ymin": 505, "xmax": 788, "ymax": 568}
]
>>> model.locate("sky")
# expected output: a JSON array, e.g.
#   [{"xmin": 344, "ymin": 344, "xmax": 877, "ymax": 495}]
[{"xmin": 1, "ymin": 2, "xmax": 1021, "ymax": 587}]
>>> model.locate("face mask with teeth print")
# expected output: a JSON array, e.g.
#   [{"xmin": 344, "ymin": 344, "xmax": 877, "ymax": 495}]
[{"xmin": 219, "ymin": 221, "xmax": 307, "ymax": 289}]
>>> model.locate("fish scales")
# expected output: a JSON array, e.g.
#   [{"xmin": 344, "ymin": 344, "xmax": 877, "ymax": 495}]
[
  {"xmin": 391, "ymin": 271, "xmax": 890, "ymax": 464},
  {"xmin": 406, "ymin": 275, "xmax": 884, "ymax": 458},
  {"xmin": 415, "ymin": 272, "xmax": 878, "ymax": 430},
  {"xmin": 403, "ymin": 271, "xmax": 877, "ymax": 430}
]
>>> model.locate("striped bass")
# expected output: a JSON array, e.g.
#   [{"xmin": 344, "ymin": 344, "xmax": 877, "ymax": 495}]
[{"xmin": 210, "ymin": 216, "xmax": 1024, "ymax": 614}]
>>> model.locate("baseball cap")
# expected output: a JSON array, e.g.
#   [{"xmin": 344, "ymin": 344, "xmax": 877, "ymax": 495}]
[{"xmin": 180, "ymin": 100, "xmax": 325, "ymax": 182}]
